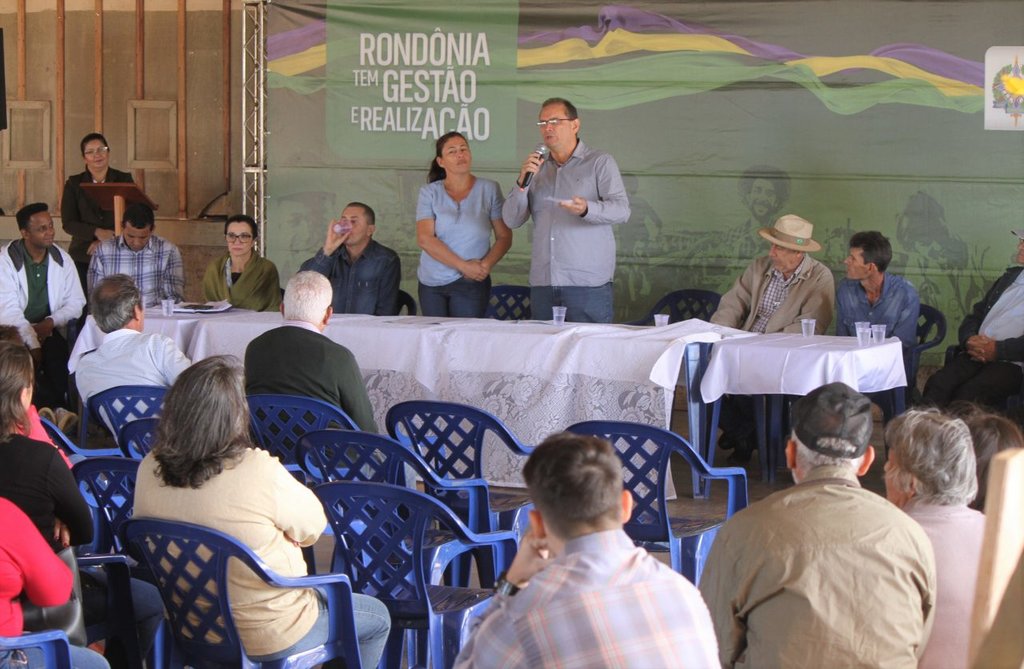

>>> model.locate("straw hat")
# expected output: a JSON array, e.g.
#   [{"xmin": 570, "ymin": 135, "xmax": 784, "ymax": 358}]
[{"xmin": 758, "ymin": 214, "xmax": 821, "ymax": 253}]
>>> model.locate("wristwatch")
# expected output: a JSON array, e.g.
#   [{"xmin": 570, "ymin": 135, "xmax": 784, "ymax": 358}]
[{"xmin": 494, "ymin": 571, "xmax": 521, "ymax": 597}]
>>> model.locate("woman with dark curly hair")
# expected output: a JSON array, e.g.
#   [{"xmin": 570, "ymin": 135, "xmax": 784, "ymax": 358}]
[{"xmin": 133, "ymin": 356, "xmax": 390, "ymax": 665}]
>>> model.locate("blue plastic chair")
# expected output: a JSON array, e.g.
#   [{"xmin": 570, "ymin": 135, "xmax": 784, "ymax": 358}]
[
  {"xmin": 73, "ymin": 457, "xmax": 140, "ymax": 555},
  {"xmin": 246, "ymin": 394, "xmax": 357, "ymax": 476},
  {"xmin": 0, "ymin": 630, "xmax": 73, "ymax": 669},
  {"xmin": 485, "ymin": 285, "xmax": 531, "ymax": 320},
  {"xmin": 79, "ymin": 385, "xmax": 166, "ymax": 456},
  {"xmin": 386, "ymin": 400, "xmax": 533, "ymax": 541},
  {"xmin": 314, "ymin": 481, "xmax": 515, "ymax": 669},
  {"xmin": 626, "ymin": 289, "xmax": 722, "ymax": 326},
  {"xmin": 118, "ymin": 417, "xmax": 160, "ymax": 459},
  {"xmin": 40, "ymin": 416, "xmax": 92, "ymax": 460},
  {"xmin": 122, "ymin": 518, "xmax": 364, "ymax": 669},
  {"xmin": 71, "ymin": 457, "xmax": 161, "ymax": 668},
  {"xmin": 871, "ymin": 303, "xmax": 947, "ymax": 421},
  {"xmin": 299, "ymin": 429, "xmax": 497, "ymax": 586},
  {"xmin": 567, "ymin": 420, "xmax": 748, "ymax": 584},
  {"xmin": 397, "ymin": 289, "xmax": 418, "ymax": 316}
]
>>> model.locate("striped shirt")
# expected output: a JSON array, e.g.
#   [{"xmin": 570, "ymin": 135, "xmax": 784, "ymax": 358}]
[
  {"xmin": 87, "ymin": 234, "xmax": 184, "ymax": 307},
  {"xmin": 454, "ymin": 529, "xmax": 718, "ymax": 669}
]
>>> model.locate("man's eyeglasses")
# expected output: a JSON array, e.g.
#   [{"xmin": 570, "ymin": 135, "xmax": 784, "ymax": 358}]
[
  {"xmin": 83, "ymin": 147, "xmax": 110, "ymax": 156},
  {"xmin": 226, "ymin": 233, "xmax": 253, "ymax": 242},
  {"xmin": 535, "ymin": 118, "xmax": 573, "ymax": 127}
]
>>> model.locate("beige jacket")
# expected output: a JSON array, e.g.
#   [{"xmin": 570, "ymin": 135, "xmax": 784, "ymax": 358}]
[
  {"xmin": 134, "ymin": 448, "xmax": 327, "ymax": 657},
  {"xmin": 711, "ymin": 254, "xmax": 835, "ymax": 334}
]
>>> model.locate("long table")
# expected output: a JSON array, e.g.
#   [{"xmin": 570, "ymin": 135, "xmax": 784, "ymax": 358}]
[{"xmin": 71, "ymin": 310, "xmax": 744, "ymax": 485}]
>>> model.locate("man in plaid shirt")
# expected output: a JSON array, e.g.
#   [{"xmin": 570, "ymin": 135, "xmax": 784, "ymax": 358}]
[
  {"xmin": 87, "ymin": 203, "xmax": 184, "ymax": 307},
  {"xmin": 454, "ymin": 433, "xmax": 718, "ymax": 669}
]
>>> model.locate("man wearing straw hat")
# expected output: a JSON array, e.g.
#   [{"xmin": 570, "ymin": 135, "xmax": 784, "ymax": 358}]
[{"xmin": 710, "ymin": 214, "xmax": 835, "ymax": 462}]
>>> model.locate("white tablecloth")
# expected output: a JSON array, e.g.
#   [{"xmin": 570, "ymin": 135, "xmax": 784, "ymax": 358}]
[
  {"xmin": 71, "ymin": 310, "xmax": 740, "ymax": 484},
  {"xmin": 699, "ymin": 333, "xmax": 908, "ymax": 402}
]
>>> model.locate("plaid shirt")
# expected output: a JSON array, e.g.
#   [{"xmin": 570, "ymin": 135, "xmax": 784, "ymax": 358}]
[
  {"xmin": 454, "ymin": 529, "xmax": 718, "ymax": 669},
  {"xmin": 87, "ymin": 234, "xmax": 184, "ymax": 307},
  {"xmin": 750, "ymin": 254, "xmax": 809, "ymax": 334}
]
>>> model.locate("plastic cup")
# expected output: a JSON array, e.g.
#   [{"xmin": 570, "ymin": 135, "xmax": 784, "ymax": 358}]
[
  {"xmin": 654, "ymin": 314, "xmax": 670, "ymax": 327},
  {"xmin": 161, "ymin": 299, "xmax": 175, "ymax": 317},
  {"xmin": 856, "ymin": 328, "xmax": 871, "ymax": 346},
  {"xmin": 801, "ymin": 318, "xmax": 816, "ymax": 337},
  {"xmin": 552, "ymin": 306, "xmax": 567, "ymax": 326},
  {"xmin": 871, "ymin": 324, "xmax": 887, "ymax": 345}
]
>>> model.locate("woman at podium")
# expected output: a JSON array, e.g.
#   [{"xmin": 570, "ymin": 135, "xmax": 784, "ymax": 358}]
[
  {"xmin": 60, "ymin": 132, "xmax": 134, "ymax": 290},
  {"xmin": 201, "ymin": 214, "xmax": 282, "ymax": 311}
]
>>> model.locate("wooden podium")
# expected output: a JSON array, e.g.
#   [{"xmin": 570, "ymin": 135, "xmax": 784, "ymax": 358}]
[{"xmin": 80, "ymin": 183, "xmax": 158, "ymax": 236}]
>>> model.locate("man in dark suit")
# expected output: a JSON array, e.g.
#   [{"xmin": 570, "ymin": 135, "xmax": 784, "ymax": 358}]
[
  {"xmin": 244, "ymin": 271, "xmax": 377, "ymax": 431},
  {"xmin": 923, "ymin": 229, "xmax": 1024, "ymax": 408}
]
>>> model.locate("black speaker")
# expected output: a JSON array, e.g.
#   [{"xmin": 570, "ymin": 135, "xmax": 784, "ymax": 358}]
[{"xmin": 0, "ymin": 29, "xmax": 6, "ymax": 131}]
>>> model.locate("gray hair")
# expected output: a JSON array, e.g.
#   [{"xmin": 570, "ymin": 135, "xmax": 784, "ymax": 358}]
[
  {"xmin": 885, "ymin": 409, "xmax": 977, "ymax": 506},
  {"xmin": 793, "ymin": 433, "xmax": 864, "ymax": 473},
  {"xmin": 282, "ymin": 271, "xmax": 332, "ymax": 324},
  {"xmin": 91, "ymin": 274, "xmax": 142, "ymax": 333}
]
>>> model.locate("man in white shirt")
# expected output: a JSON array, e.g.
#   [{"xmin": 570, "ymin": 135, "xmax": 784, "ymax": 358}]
[
  {"xmin": 923, "ymin": 229, "xmax": 1024, "ymax": 407},
  {"xmin": 75, "ymin": 274, "xmax": 191, "ymax": 401},
  {"xmin": 0, "ymin": 203, "xmax": 86, "ymax": 408}
]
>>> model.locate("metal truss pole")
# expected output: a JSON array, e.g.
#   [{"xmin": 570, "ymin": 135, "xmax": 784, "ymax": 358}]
[{"xmin": 241, "ymin": 0, "xmax": 268, "ymax": 248}]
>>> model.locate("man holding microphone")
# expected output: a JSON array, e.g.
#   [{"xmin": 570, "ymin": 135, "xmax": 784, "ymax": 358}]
[{"xmin": 502, "ymin": 98, "xmax": 630, "ymax": 323}]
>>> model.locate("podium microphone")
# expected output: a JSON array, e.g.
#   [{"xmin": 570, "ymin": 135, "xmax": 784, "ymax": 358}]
[{"xmin": 518, "ymin": 144, "xmax": 549, "ymax": 190}]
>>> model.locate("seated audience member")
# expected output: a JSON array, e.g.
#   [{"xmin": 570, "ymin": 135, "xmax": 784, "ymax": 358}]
[
  {"xmin": 201, "ymin": 214, "xmax": 282, "ymax": 311},
  {"xmin": 454, "ymin": 432, "xmax": 719, "ymax": 669},
  {"xmin": 923, "ymin": 229, "xmax": 1024, "ymax": 408},
  {"xmin": 957, "ymin": 405, "xmax": 1024, "ymax": 511},
  {"xmin": 87, "ymin": 203, "xmax": 184, "ymax": 307},
  {"xmin": 0, "ymin": 203, "xmax": 86, "ymax": 409},
  {"xmin": 699, "ymin": 382, "xmax": 935, "ymax": 668},
  {"xmin": 0, "ymin": 497, "xmax": 109, "ymax": 669},
  {"xmin": 836, "ymin": 230, "xmax": 920, "ymax": 348},
  {"xmin": 709, "ymin": 215, "xmax": 835, "ymax": 461},
  {"xmin": 244, "ymin": 271, "xmax": 377, "ymax": 431},
  {"xmin": 133, "ymin": 356, "xmax": 391, "ymax": 666},
  {"xmin": 76, "ymin": 275, "xmax": 191, "ymax": 402},
  {"xmin": 884, "ymin": 409, "xmax": 985, "ymax": 669},
  {"xmin": 0, "ymin": 340, "xmax": 162, "ymax": 668},
  {"xmin": 299, "ymin": 202, "xmax": 401, "ymax": 316},
  {"xmin": 0, "ymin": 325, "xmax": 68, "ymax": 451}
]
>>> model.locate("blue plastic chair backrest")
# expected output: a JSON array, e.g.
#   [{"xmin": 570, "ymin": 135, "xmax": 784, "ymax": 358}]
[
  {"xmin": 300, "ymin": 429, "xmax": 437, "ymax": 486},
  {"xmin": 567, "ymin": 421, "xmax": 715, "ymax": 542},
  {"xmin": 40, "ymin": 416, "xmax": 86, "ymax": 458},
  {"xmin": 72, "ymin": 456, "xmax": 140, "ymax": 554},
  {"xmin": 648, "ymin": 289, "xmax": 721, "ymax": 324},
  {"xmin": 247, "ymin": 394, "xmax": 357, "ymax": 471},
  {"xmin": 909, "ymin": 304, "xmax": 947, "ymax": 376},
  {"xmin": 397, "ymin": 289, "xmax": 418, "ymax": 316},
  {"xmin": 486, "ymin": 285, "xmax": 531, "ymax": 320},
  {"xmin": 386, "ymin": 400, "xmax": 529, "ymax": 481},
  {"xmin": 117, "ymin": 417, "xmax": 160, "ymax": 459},
  {"xmin": 83, "ymin": 385, "xmax": 167, "ymax": 447},
  {"xmin": 0, "ymin": 630, "xmax": 74, "ymax": 669},
  {"xmin": 315, "ymin": 481, "xmax": 455, "ymax": 618}
]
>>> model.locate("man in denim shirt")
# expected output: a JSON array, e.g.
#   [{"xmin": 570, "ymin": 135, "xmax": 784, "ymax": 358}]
[
  {"xmin": 300, "ymin": 202, "xmax": 401, "ymax": 316},
  {"xmin": 836, "ymin": 231, "xmax": 920, "ymax": 349}
]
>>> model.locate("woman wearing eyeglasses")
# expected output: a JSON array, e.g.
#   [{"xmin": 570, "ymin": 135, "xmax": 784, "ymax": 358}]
[
  {"xmin": 201, "ymin": 214, "xmax": 282, "ymax": 311},
  {"xmin": 61, "ymin": 132, "xmax": 135, "ymax": 289}
]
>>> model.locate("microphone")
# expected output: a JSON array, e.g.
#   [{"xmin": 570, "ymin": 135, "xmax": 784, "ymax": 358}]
[{"xmin": 518, "ymin": 144, "xmax": 549, "ymax": 190}]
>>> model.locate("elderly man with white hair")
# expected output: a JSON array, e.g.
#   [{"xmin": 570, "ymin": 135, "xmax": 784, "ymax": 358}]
[
  {"xmin": 243, "ymin": 271, "xmax": 377, "ymax": 431},
  {"xmin": 884, "ymin": 409, "xmax": 986, "ymax": 669}
]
